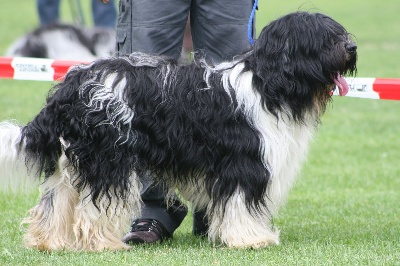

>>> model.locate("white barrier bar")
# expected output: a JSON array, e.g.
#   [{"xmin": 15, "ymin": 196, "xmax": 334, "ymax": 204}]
[{"xmin": 1, "ymin": 56, "xmax": 399, "ymax": 101}]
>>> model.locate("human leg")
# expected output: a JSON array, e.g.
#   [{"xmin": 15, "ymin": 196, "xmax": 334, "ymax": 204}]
[
  {"xmin": 190, "ymin": 0, "xmax": 254, "ymax": 64},
  {"xmin": 123, "ymin": 173, "xmax": 188, "ymax": 244},
  {"xmin": 37, "ymin": 0, "xmax": 61, "ymax": 26},
  {"xmin": 116, "ymin": 0, "xmax": 190, "ymax": 59},
  {"xmin": 92, "ymin": 0, "xmax": 117, "ymax": 28}
]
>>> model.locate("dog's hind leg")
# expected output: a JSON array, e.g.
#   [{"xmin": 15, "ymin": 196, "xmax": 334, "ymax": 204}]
[
  {"xmin": 207, "ymin": 188, "xmax": 279, "ymax": 249},
  {"xmin": 72, "ymin": 172, "xmax": 142, "ymax": 251},
  {"xmin": 22, "ymin": 154, "xmax": 79, "ymax": 251}
]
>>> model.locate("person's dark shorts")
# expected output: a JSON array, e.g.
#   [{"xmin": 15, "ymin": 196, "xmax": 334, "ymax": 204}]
[{"xmin": 116, "ymin": 0, "xmax": 254, "ymax": 63}]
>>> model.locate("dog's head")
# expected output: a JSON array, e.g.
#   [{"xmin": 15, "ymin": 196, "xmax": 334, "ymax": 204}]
[{"xmin": 248, "ymin": 12, "xmax": 357, "ymax": 122}]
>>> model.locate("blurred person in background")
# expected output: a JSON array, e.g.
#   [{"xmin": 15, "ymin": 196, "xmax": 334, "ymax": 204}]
[{"xmin": 38, "ymin": 0, "xmax": 117, "ymax": 28}]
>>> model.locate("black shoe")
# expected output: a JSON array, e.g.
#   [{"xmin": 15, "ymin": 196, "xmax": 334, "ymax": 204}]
[{"xmin": 122, "ymin": 219, "xmax": 171, "ymax": 244}]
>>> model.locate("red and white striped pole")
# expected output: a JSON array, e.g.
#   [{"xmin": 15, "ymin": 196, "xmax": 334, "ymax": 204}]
[
  {"xmin": 1, "ymin": 56, "xmax": 399, "ymax": 101},
  {"xmin": 334, "ymin": 77, "xmax": 400, "ymax": 101},
  {"xmin": 0, "ymin": 56, "xmax": 86, "ymax": 81}
]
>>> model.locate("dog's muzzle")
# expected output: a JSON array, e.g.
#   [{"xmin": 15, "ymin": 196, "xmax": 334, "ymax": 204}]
[{"xmin": 345, "ymin": 41, "xmax": 357, "ymax": 53}]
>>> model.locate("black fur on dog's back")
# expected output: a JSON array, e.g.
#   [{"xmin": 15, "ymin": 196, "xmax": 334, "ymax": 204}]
[{"xmin": 21, "ymin": 54, "xmax": 269, "ymax": 212}]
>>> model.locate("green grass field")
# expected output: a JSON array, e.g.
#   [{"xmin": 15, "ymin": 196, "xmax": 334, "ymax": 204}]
[{"xmin": 1, "ymin": 1, "xmax": 400, "ymax": 265}]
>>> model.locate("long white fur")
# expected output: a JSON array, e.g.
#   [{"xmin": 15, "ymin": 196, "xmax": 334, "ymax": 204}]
[
  {"xmin": 226, "ymin": 63, "xmax": 315, "ymax": 209},
  {"xmin": 0, "ymin": 122, "xmax": 38, "ymax": 192},
  {"xmin": 208, "ymin": 188, "xmax": 280, "ymax": 248},
  {"xmin": 21, "ymin": 151, "xmax": 143, "ymax": 251},
  {"xmin": 22, "ymin": 153, "xmax": 80, "ymax": 250},
  {"xmin": 71, "ymin": 171, "xmax": 142, "ymax": 251}
]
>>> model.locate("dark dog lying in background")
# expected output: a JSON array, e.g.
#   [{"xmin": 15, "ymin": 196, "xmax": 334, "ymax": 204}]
[{"xmin": 6, "ymin": 23, "xmax": 115, "ymax": 61}]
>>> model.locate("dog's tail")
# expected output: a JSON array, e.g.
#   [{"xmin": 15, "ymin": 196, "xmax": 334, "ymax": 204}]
[{"xmin": 0, "ymin": 121, "xmax": 40, "ymax": 192}]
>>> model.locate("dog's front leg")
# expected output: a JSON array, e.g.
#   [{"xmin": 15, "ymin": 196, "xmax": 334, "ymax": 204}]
[{"xmin": 207, "ymin": 188, "xmax": 279, "ymax": 248}]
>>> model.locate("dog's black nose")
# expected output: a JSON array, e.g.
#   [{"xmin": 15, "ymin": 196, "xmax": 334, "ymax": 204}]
[{"xmin": 346, "ymin": 42, "xmax": 357, "ymax": 52}]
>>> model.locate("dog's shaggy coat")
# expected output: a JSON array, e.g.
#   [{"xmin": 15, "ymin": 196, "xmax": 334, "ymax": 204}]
[{"xmin": 0, "ymin": 12, "xmax": 357, "ymax": 251}]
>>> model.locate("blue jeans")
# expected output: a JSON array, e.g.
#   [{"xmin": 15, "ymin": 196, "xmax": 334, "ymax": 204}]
[{"xmin": 37, "ymin": 0, "xmax": 117, "ymax": 28}]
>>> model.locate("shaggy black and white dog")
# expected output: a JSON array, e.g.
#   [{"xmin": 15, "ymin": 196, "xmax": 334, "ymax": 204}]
[
  {"xmin": 6, "ymin": 23, "xmax": 115, "ymax": 61},
  {"xmin": 0, "ymin": 12, "xmax": 357, "ymax": 251}
]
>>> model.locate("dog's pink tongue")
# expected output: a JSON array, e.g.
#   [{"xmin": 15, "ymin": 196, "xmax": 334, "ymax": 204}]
[{"xmin": 334, "ymin": 74, "xmax": 349, "ymax": 96}]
